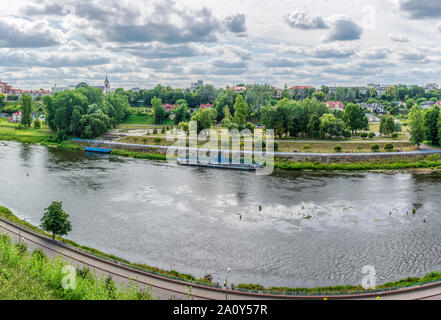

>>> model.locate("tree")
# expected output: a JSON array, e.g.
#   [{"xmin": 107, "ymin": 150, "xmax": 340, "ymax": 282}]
[
  {"xmin": 151, "ymin": 97, "xmax": 166, "ymax": 124},
  {"xmin": 423, "ymin": 106, "xmax": 440, "ymax": 145},
  {"xmin": 191, "ymin": 108, "xmax": 217, "ymax": 133},
  {"xmin": 344, "ymin": 103, "xmax": 368, "ymax": 134},
  {"xmin": 20, "ymin": 95, "xmax": 33, "ymax": 127},
  {"xmin": 409, "ymin": 105, "xmax": 424, "ymax": 149},
  {"xmin": 233, "ymin": 95, "xmax": 249, "ymax": 126},
  {"xmin": 379, "ymin": 115, "xmax": 396, "ymax": 136},
  {"xmin": 40, "ymin": 201, "xmax": 72, "ymax": 240},
  {"xmin": 173, "ymin": 105, "xmax": 190, "ymax": 125},
  {"xmin": 0, "ymin": 93, "xmax": 5, "ymax": 108},
  {"xmin": 33, "ymin": 118, "xmax": 41, "ymax": 129}
]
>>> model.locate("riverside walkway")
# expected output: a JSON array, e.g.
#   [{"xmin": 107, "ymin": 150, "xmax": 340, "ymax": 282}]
[{"xmin": 1, "ymin": 216, "xmax": 441, "ymax": 300}]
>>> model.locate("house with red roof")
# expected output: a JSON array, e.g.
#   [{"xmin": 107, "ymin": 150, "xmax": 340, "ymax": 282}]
[
  {"xmin": 199, "ymin": 104, "xmax": 213, "ymax": 109},
  {"xmin": 326, "ymin": 101, "xmax": 345, "ymax": 111},
  {"xmin": 289, "ymin": 86, "xmax": 313, "ymax": 98},
  {"xmin": 162, "ymin": 104, "xmax": 176, "ymax": 112},
  {"xmin": 8, "ymin": 111, "xmax": 22, "ymax": 123},
  {"xmin": 436, "ymin": 101, "xmax": 441, "ymax": 106},
  {"xmin": 231, "ymin": 86, "xmax": 246, "ymax": 94}
]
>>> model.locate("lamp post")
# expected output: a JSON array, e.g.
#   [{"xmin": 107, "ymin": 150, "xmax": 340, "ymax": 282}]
[{"xmin": 224, "ymin": 268, "xmax": 231, "ymax": 300}]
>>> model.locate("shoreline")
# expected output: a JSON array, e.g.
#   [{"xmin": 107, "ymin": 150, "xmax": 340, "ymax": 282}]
[
  {"xmin": 2, "ymin": 204, "xmax": 441, "ymax": 296},
  {"xmin": 2, "ymin": 135, "xmax": 441, "ymax": 173}
]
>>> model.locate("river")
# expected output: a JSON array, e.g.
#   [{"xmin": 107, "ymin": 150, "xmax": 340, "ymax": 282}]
[{"xmin": 0, "ymin": 140, "xmax": 440, "ymax": 288}]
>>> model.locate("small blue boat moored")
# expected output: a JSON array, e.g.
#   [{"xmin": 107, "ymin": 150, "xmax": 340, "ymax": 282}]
[{"xmin": 85, "ymin": 147, "xmax": 112, "ymax": 154}]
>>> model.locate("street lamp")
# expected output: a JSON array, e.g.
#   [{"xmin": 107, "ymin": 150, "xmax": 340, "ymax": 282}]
[{"xmin": 224, "ymin": 268, "xmax": 231, "ymax": 300}]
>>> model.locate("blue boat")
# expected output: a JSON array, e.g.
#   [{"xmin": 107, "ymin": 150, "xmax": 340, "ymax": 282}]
[{"xmin": 84, "ymin": 147, "xmax": 112, "ymax": 154}]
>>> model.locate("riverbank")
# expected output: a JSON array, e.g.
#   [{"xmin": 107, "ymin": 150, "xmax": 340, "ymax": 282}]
[{"xmin": 2, "ymin": 205, "xmax": 441, "ymax": 296}]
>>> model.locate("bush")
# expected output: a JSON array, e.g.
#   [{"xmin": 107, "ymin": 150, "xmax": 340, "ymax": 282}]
[
  {"xmin": 334, "ymin": 145, "xmax": 342, "ymax": 152},
  {"xmin": 152, "ymin": 128, "xmax": 157, "ymax": 134},
  {"xmin": 371, "ymin": 144, "xmax": 380, "ymax": 152},
  {"xmin": 384, "ymin": 143, "xmax": 394, "ymax": 151},
  {"xmin": 154, "ymin": 137, "xmax": 162, "ymax": 144},
  {"xmin": 33, "ymin": 118, "xmax": 41, "ymax": 129},
  {"xmin": 360, "ymin": 132, "xmax": 368, "ymax": 139},
  {"xmin": 274, "ymin": 142, "xmax": 279, "ymax": 151},
  {"xmin": 368, "ymin": 132, "xmax": 376, "ymax": 139},
  {"xmin": 303, "ymin": 144, "xmax": 312, "ymax": 151},
  {"xmin": 426, "ymin": 154, "xmax": 441, "ymax": 162},
  {"xmin": 391, "ymin": 132, "xmax": 398, "ymax": 139}
]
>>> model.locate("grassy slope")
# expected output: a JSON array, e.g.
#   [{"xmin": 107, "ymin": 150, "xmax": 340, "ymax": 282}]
[
  {"xmin": 0, "ymin": 118, "xmax": 54, "ymax": 143},
  {"xmin": 0, "ymin": 259, "xmax": 59, "ymax": 300}
]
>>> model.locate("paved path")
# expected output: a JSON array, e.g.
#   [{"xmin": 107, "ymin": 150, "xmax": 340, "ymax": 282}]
[
  {"xmin": 74, "ymin": 139, "xmax": 441, "ymax": 158},
  {"xmin": 1, "ymin": 216, "xmax": 441, "ymax": 300}
]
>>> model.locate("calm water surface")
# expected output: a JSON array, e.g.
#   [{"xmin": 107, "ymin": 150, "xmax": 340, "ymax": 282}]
[{"xmin": 1, "ymin": 140, "xmax": 440, "ymax": 287}]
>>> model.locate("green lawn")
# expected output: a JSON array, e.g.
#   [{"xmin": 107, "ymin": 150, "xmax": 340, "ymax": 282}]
[
  {"xmin": 0, "ymin": 118, "xmax": 54, "ymax": 142},
  {"xmin": 122, "ymin": 115, "xmax": 173, "ymax": 126}
]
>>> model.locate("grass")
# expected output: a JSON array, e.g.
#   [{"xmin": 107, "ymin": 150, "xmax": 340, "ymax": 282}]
[
  {"xmin": 274, "ymin": 156, "xmax": 441, "ymax": 171},
  {"xmin": 0, "ymin": 233, "xmax": 154, "ymax": 300},
  {"xmin": 232, "ymin": 270, "xmax": 441, "ymax": 295},
  {"xmin": 122, "ymin": 114, "xmax": 173, "ymax": 126},
  {"xmin": 0, "ymin": 118, "xmax": 54, "ymax": 143}
]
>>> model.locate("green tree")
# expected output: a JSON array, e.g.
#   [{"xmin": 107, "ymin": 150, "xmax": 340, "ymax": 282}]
[
  {"xmin": 191, "ymin": 108, "xmax": 217, "ymax": 133},
  {"xmin": 151, "ymin": 97, "xmax": 165, "ymax": 124},
  {"xmin": 344, "ymin": 103, "xmax": 368, "ymax": 134},
  {"xmin": 409, "ymin": 105, "xmax": 424, "ymax": 149},
  {"xmin": 174, "ymin": 105, "xmax": 190, "ymax": 125},
  {"xmin": 379, "ymin": 115, "xmax": 396, "ymax": 136},
  {"xmin": 33, "ymin": 118, "xmax": 41, "ymax": 129},
  {"xmin": 40, "ymin": 201, "xmax": 72, "ymax": 240},
  {"xmin": 233, "ymin": 95, "xmax": 249, "ymax": 126},
  {"xmin": 423, "ymin": 106, "xmax": 440, "ymax": 145},
  {"xmin": 0, "ymin": 93, "xmax": 5, "ymax": 108},
  {"xmin": 20, "ymin": 95, "xmax": 33, "ymax": 127}
]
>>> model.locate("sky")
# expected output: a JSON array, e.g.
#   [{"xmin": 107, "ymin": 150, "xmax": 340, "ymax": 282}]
[{"xmin": 1, "ymin": 0, "xmax": 441, "ymax": 90}]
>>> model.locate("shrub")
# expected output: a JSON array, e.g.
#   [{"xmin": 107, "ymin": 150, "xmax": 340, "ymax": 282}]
[
  {"xmin": 360, "ymin": 132, "xmax": 368, "ymax": 139},
  {"xmin": 426, "ymin": 154, "xmax": 441, "ymax": 162},
  {"xmin": 154, "ymin": 137, "xmax": 162, "ymax": 144},
  {"xmin": 384, "ymin": 143, "xmax": 394, "ymax": 151},
  {"xmin": 274, "ymin": 142, "xmax": 279, "ymax": 151},
  {"xmin": 152, "ymin": 128, "xmax": 157, "ymax": 134},
  {"xmin": 303, "ymin": 144, "xmax": 312, "ymax": 151},
  {"xmin": 33, "ymin": 118, "xmax": 41, "ymax": 129},
  {"xmin": 371, "ymin": 144, "xmax": 380, "ymax": 152},
  {"xmin": 391, "ymin": 132, "xmax": 398, "ymax": 139},
  {"xmin": 334, "ymin": 145, "xmax": 342, "ymax": 152},
  {"xmin": 368, "ymin": 132, "xmax": 376, "ymax": 139}
]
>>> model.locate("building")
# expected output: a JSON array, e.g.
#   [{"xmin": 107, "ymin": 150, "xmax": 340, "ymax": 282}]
[
  {"xmin": 0, "ymin": 78, "xmax": 20, "ymax": 95},
  {"xmin": 424, "ymin": 83, "xmax": 438, "ymax": 92},
  {"xmin": 361, "ymin": 102, "xmax": 385, "ymax": 114},
  {"xmin": 326, "ymin": 101, "xmax": 344, "ymax": 111},
  {"xmin": 17, "ymin": 90, "xmax": 52, "ymax": 99},
  {"xmin": 232, "ymin": 86, "xmax": 247, "ymax": 94},
  {"xmin": 289, "ymin": 86, "xmax": 313, "ymax": 98},
  {"xmin": 190, "ymin": 80, "xmax": 203, "ymax": 93},
  {"xmin": 273, "ymin": 88, "xmax": 282, "ymax": 99},
  {"xmin": 436, "ymin": 101, "xmax": 441, "ymax": 106},
  {"xmin": 104, "ymin": 76, "xmax": 111, "ymax": 93},
  {"xmin": 8, "ymin": 111, "xmax": 22, "ymax": 123},
  {"xmin": 162, "ymin": 104, "xmax": 176, "ymax": 112},
  {"xmin": 420, "ymin": 101, "xmax": 435, "ymax": 110},
  {"xmin": 199, "ymin": 104, "xmax": 213, "ymax": 109},
  {"xmin": 367, "ymin": 83, "xmax": 391, "ymax": 97},
  {"xmin": 52, "ymin": 84, "xmax": 76, "ymax": 93}
]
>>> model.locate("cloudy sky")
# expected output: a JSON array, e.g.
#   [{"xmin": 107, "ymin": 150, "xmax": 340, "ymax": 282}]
[{"xmin": 1, "ymin": 0, "xmax": 441, "ymax": 90}]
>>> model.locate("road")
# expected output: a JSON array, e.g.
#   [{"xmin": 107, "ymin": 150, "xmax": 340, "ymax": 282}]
[{"xmin": 1, "ymin": 216, "xmax": 441, "ymax": 300}]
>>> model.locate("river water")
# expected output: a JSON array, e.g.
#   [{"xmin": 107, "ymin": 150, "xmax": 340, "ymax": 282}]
[{"xmin": 0, "ymin": 140, "xmax": 440, "ymax": 288}]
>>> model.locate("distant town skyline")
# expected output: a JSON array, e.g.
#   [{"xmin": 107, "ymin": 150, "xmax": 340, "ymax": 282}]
[{"xmin": 1, "ymin": 0, "xmax": 441, "ymax": 89}]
